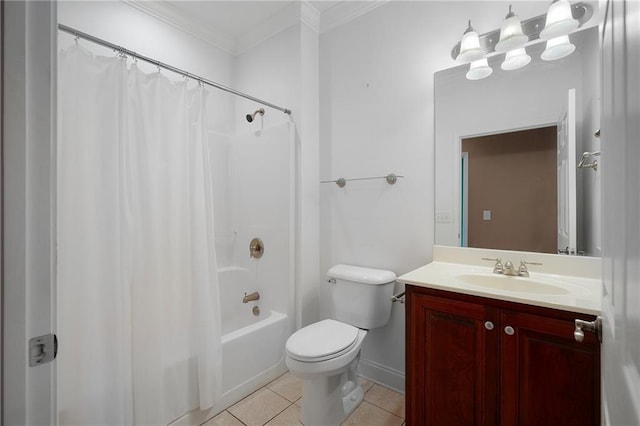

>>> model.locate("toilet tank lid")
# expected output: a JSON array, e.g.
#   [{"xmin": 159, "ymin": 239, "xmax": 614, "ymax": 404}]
[{"xmin": 327, "ymin": 264, "xmax": 396, "ymax": 285}]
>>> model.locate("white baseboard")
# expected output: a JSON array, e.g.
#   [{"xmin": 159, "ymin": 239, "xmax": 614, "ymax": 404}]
[{"xmin": 359, "ymin": 358, "xmax": 405, "ymax": 394}]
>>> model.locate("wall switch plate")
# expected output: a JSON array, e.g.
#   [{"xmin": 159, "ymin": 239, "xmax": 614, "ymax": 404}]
[
  {"xmin": 483, "ymin": 210, "xmax": 491, "ymax": 221},
  {"xmin": 435, "ymin": 211, "xmax": 452, "ymax": 223}
]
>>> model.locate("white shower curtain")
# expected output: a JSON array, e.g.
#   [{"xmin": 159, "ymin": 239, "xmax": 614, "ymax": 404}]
[{"xmin": 57, "ymin": 45, "xmax": 222, "ymax": 425}]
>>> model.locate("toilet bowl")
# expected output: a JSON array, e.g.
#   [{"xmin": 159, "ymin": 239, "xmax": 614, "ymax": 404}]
[
  {"xmin": 285, "ymin": 265, "xmax": 396, "ymax": 426},
  {"xmin": 286, "ymin": 319, "xmax": 368, "ymax": 426}
]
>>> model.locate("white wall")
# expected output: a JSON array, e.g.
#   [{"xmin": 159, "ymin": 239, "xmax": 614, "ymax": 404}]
[{"xmin": 318, "ymin": 0, "xmax": 573, "ymax": 391}]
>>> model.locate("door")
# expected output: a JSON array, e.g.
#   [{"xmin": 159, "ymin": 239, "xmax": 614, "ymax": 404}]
[
  {"xmin": 500, "ymin": 310, "xmax": 600, "ymax": 426},
  {"xmin": 2, "ymin": 1, "xmax": 57, "ymax": 424},
  {"xmin": 557, "ymin": 88, "xmax": 577, "ymax": 255},
  {"xmin": 600, "ymin": 0, "xmax": 640, "ymax": 424},
  {"xmin": 406, "ymin": 289, "xmax": 499, "ymax": 426}
]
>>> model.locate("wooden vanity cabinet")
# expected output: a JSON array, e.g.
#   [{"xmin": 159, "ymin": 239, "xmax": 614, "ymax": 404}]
[{"xmin": 406, "ymin": 284, "xmax": 600, "ymax": 426}]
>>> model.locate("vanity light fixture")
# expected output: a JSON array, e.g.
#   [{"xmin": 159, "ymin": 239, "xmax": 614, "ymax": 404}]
[
  {"xmin": 501, "ymin": 48, "xmax": 532, "ymax": 70},
  {"xmin": 450, "ymin": 2, "xmax": 592, "ymax": 61},
  {"xmin": 494, "ymin": 5, "xmax": 528, "ymax": 53},
  {"xmin": 457, "ymin": 20, "xmax": 485, "ymax": 63},
  {"xmin": 466, "ymin": 58, "xmax": 493, "ymax": 80},
  {"xmin": 540, "ymin": 0, "xmax": 579, "ymax": 40},
  {"xmin": 541, "ymin": 35, "xmax": 576, "ymax": 61}
]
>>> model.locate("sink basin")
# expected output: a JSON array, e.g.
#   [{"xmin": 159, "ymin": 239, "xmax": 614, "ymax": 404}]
[{"xmin": 456, "ymin": 274, "xmax": 571, "ymax": 295}]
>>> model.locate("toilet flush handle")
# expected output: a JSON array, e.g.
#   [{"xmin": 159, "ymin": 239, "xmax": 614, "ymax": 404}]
[{"xmin": 391, "ymin": 291, "xmax": 406, "ymax": 304}]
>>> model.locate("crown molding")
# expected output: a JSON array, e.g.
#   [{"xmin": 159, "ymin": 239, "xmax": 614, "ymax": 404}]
[
  {"xmin": 236, "ymin": 1, "xmax": 301, "ymax": 55},
  {"xmin": 319, "ymin": 0, "xmax": 389, "ymax": 34},
  {"xmin": 301, "ymin": 1, "xmax": 321, "ymax": 33},
  {"xmin": 124, "ymin": 0, "xmax": 386, "ymax": 56},
  {"xmin": 123, "ymin": 1, "xmax": 237, "ymax": 54}
]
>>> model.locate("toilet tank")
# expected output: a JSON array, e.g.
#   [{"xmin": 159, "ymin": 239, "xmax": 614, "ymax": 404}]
[{"xmin": 327, "ymin": 264, "xmax": 396, "ymax": 330}]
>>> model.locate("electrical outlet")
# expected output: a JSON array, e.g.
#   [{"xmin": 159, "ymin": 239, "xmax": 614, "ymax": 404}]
[{"xmin": 435, "ymin": 211, "xmax": 452, "ymax": 223}]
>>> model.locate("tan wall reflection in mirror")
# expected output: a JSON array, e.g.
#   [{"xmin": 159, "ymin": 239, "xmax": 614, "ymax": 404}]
[{"xmin": 462, "ymin": 126, "xmax": 557, "ymax": 253}]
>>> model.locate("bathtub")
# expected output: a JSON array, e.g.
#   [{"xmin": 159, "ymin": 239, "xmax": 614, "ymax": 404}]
[
  {"xmin": 221, "ymin": 309, "xmax": 289, "ymax": 393},
  {"xmin": 172, "ymin": 308, "xmax": 290, "ymax": 426}
]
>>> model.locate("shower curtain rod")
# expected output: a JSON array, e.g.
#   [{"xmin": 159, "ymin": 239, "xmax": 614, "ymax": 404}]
[{"xmin": 58, "ymin": 24, "xmax": 292, "ymax": 115}]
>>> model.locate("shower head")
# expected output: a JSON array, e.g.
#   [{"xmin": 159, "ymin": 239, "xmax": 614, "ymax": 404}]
[{"xmin": 246, "ymin": 108, "xmax": 265, "ymax": 123}]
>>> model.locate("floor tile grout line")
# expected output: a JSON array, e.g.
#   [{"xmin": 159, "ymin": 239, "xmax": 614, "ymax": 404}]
[
  {"xmin": 261, "ymin": 400, "xmax": 295, "ymax": 426},
  {"xmin": 226, "ymin": 409, "xmax": 247, "ymax": 425},
  {"xmin": 358, "ymin": 400, "xmax": 405, "ymax": 423},
  {"xmin": 364, "ymin": 402, "xmax": 405, "ymax": 421},
  {"xmin": 363, "ymin": 384, "xmax": 406, "ymax": 419},
  {"xmin": 268, "ymin": 387, "xmax": 301, "ymax": 404}
]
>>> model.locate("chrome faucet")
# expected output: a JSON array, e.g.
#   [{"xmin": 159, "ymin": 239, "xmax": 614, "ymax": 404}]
[
  {"xmin": 483, "ymin": 258, "xmax": 543, "ymax": 277},
  {"xmin": 502, "ymin": 261, "xmax": 518, "ymax": 276},
  {"xmin": 242, "ymin": 291, "xmax": 260, "ymax": 303},
  {"xmin": 517, "ymin": 260, "xmax": 543, "ymax": 277},
  {"xmin": 482, "ymin": 257, "xmax": 503, "ymax": 274}
]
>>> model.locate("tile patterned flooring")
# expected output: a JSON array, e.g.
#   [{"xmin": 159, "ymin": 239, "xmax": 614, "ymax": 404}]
[{"xmin": 202, "ymin": 372, "xmax": 405, "ymax": 426}]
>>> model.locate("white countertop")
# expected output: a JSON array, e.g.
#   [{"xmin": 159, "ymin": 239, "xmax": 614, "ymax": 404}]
[{"xmin": 398, "ymin": 246, "xmax": 602, "ymax": 315}]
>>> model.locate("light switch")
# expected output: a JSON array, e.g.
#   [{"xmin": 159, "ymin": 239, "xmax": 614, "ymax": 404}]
[{"xmin": 483, "ymin": 210, "xmax": 491, "ymax": 221}]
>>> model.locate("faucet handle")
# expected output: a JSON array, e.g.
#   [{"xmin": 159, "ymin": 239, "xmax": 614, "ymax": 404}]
[
  {"xmin": 518, "ymin": 260, "xmax": 543, "ymax": 277},
  {"xmin": 482, "ymin": 257, "xmax": 503, "ymax": 274}
]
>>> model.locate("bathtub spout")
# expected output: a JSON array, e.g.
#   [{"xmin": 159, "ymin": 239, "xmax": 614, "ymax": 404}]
[{"xmin": 243, "ymin": 291, "xmax": 260, "ymax": 303}]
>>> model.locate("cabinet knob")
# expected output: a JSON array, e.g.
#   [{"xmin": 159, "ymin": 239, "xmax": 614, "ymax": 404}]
[
  {"xmin": 504, "ymin": 326, "xmax": 515, "ymax": 335},
  {"xmin": 484, "ymin": 321, "xmax": 494, "ymax": 330}
]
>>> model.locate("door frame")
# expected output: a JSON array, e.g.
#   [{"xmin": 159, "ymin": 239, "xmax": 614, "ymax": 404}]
[
  {"xmin": 460, "ymin": 151, "xmax": 469, "ymax": 247},
  {"xmin": 2, "ymin": 1, "xmax": 57, "ymax": 424}
]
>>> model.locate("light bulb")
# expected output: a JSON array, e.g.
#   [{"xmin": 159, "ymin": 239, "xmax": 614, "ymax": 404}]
[
  {"xmin": 540, "ymin": 0, "xmax": 578, "ymax": 40},
  {"xmin": 501, "ymin": 48, "xmax": 531, "ymax": 70},
  {"xmin": 466, "ymin": 58, "xmax": 493, "ymax": 80},
  {"xmin": 541, "ymin": 35, "xmax": 575, "ymax": 61},
  {"xmin": 457, "ymin": 20, "xmax": 485, "ymax": 63},
  {"xmin": 495, "ymin": 5, "xmax": 528, "ymax": 53}
]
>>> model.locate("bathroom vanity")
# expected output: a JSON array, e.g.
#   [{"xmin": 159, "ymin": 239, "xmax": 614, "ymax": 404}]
[{"xmin": 400, "ymin": 246, "xmax": 602, "ymax": 426}]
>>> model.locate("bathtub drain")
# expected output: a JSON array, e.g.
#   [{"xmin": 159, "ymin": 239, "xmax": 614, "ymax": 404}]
[{"xmin": 252, "ymin": 306, "xmax": 261, "ymax": 316}]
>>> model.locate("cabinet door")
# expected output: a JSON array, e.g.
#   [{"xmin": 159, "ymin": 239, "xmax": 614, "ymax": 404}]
[
  {"xmin": 500, "ymin": 310, "xmax": 600, "ymax": 426},
  {"xmin": 407, "ymin": 292, "xmax": 499, "ymax": 426}
]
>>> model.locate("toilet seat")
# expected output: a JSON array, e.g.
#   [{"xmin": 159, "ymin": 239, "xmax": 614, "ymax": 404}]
[{"xmin": 286, "ymin": 319, "xmax": 359, "ymax": 362}]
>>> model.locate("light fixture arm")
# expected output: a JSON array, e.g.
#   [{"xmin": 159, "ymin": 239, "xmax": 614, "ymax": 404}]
[
  {"xmin": 505, "ymin": 4, "xmax": 515, "ymax": 19},
  {"xmin": 450, "ymin": 1, "xmax": 592, "ymax": 60},
  {"xmin": 464, "ymin": 20, "xmax": 474, "ymax": 34}
]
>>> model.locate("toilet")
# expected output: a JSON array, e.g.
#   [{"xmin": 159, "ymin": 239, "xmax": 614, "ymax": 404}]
[{"xmin": 285, "ymin": 264, "xmax": 396, "ymax": 426}]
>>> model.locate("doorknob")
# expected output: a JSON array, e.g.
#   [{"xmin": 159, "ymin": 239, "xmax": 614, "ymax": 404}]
[{"xmin": 574, "ymin": 317, "xmax": 602, "ymax": 343}]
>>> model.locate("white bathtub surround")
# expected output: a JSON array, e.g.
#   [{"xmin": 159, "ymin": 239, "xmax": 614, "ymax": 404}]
[
  {"xmin": 57, "ymin": 46, "xmax": 222, "ymax": 425},
  {"xmin": 399, "ymin": 245, "xmax": 602, "ymax": 315},
  {"xmin": 169, "ymin": 123, "xmax": 297, "ymax": 426}
]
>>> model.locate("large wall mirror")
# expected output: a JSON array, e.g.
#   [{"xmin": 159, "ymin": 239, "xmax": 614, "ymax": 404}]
[{"xmin": 434, "ymin": 26, "xmax": 601, "ymax": 256}]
